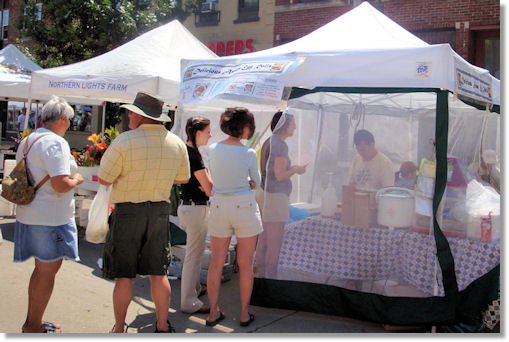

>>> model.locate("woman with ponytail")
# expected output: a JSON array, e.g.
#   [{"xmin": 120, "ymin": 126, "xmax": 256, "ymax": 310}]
[{"xmin": 178, "ymin": 116, "xmax": 213, "ymax": 314}]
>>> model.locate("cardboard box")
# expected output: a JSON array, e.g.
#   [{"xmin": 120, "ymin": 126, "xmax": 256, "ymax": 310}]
[
  {"xmin": 341, "ymin": 186, "xmax": 377, "ymax": 228},
  {"xmin": 354, "ymin": 191, "xmax": 377, "ymax": 228},
  {"xmin": 341, "ymin": 185, "xmax": 355, "ymax": 225}
]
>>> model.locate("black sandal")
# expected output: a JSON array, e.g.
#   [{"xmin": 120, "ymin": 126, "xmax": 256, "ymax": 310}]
[
  {"xmin": 206, "ymin": 312, "xmax": 225, "ymax": 327},
  {"xmin": 240, "ymin": 313, "xmax": 255, "ymax": 327},
  {"xmin": 154, "ymin": 320, "xmax": 176, "ymax": 333}
]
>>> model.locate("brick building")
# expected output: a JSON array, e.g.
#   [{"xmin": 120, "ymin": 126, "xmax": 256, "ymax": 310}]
[
  {"xmin": 274, "ymin": 0, "xmax": 500, "ymax": 77},
  {"xmin": 2, "ymin": 0, "xmax": 500, "ymax": 77},
  {"xmin": 183, "ymin": 0, "xmax": 276, "ymax": 56}
]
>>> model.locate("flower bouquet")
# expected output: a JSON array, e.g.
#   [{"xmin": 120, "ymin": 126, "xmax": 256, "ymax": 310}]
[
  {"xmin": 72, "ymin": 127, "xmax": 119, "ymax": 167},
  {"xmin": 72, "ymin": 127, "xmax": 119, "ymax": 191}
]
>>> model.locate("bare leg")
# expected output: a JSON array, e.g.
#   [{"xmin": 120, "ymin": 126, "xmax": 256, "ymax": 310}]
[
  {"xmin": 236, "ymin": 235, "xmax": 258, "ymax": 323},
  {"xmin": 112, "ymin": 278, "xmax": 133, "ymax": 333},
  {"xmin": 22, "ymin": 258, "xmax": 63, "ymax": 333},
  {"xmin": 148, "ymin": 275, "xmax": 171, "ymax": 332},
  {"xmin": 254, "ymin": 228, "xmax": 267, "ymax": 277},
  {"xmin": 264, "ymin": 222, "xmax": 286, "ymax": 279},
  {"xmin": 206, "ymin": 236, "xmax": 231, "ymax": 322}
]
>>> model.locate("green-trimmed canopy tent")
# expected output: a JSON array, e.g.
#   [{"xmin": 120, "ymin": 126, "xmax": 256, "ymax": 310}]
[{"xmin": 177, "ymin": 2, "xmax": 500, "ymax": 326}]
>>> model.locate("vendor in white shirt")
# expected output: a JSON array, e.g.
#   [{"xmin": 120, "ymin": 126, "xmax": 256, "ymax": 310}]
[
  {"xmin": 17, "ymin": 108, "xmax": 26, "ymax": 135},
  {"xmin": 348, "ymin": 129, "xmax": 394, "ymax": 192}
]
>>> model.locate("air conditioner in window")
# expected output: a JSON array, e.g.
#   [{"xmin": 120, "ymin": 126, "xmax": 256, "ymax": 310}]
[{"xmin": 201, "ymin": 2, "xmax": 217, "ymax": 12}]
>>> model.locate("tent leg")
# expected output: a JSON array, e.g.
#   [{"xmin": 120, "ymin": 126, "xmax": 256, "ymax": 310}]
[
  {"xmin": 308, "ymin": 101, "xmax": 325, "ymax": 203},
  {"xmin": 101, "ymin": 103, "xmax": 106, "ymax": 135},
  {"xmin": 24, "ymin": 100, "xmax": 31, "ymax": 132}
]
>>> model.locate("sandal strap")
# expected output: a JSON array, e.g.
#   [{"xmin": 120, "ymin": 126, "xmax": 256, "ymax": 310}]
[{"xmin": 110, "ymin": 322, "xmax": 128, "ymax": 333}]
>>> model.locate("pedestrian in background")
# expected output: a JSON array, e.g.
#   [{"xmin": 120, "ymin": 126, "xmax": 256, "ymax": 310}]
[
  {"xmin": 14, "ymin": 96, "xmax": 83, "ymax": 333},
  {"xmin": 98, "ymin": 92, "xmax": 190, "ymax": 333},
  {"xmin": 205, "ymin": 107, "xmax": 262, "ymax": 327},
  {"xmin": 178, "ymin": 116, "xmax": 213, "ymax": 314}
]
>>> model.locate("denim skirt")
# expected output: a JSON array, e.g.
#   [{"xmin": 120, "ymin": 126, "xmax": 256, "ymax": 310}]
[{"xmin": 13, "ymin": 221, "xmax": 80, "ymax": 263}]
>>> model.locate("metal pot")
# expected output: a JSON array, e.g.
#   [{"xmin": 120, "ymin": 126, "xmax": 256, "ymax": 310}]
[{"xmin": 376, "ymin": 187, "xmax": 415, "ymax": 229}]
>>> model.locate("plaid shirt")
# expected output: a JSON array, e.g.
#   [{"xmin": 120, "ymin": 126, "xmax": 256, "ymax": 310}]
[{"xmin": 98, "ymin": 124, "xmax": 190, "ymax": 204}]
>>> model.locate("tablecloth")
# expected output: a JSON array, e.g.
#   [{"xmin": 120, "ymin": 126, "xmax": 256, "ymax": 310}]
[{"xmin": 278, "ymin": 216, "xmax": 500, "ymax": 296}]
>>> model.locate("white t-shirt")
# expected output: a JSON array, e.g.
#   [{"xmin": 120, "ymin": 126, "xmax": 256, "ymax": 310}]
[
  {"xmin": 348, "ymin": 151, "xmax": 394, "ymax": 192},
  {"xmin": 17, "ymin": 114, "xmax": 26, "ymax": 131},
  {"xmin": 15, "ymin": 128, "xmax": 77, "ymax": 226}
]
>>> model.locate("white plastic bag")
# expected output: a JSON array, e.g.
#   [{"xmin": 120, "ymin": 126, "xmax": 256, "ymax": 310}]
[{"xmin": 86, "ymin": 185, "xmax": 112, "ymax": 243}]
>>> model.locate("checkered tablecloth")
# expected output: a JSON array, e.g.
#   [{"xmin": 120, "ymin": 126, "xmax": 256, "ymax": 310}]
[{"xmin": 278, "ymin": 216, "xmax": 500, "ymax": 296}]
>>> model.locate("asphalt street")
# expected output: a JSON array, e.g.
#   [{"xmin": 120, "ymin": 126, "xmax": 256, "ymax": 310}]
[{"xmin": 0, "ymin": 217, "xmax": 394, "ymax": 334}]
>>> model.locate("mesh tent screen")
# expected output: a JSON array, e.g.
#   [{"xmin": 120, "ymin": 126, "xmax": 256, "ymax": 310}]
[
  {"xmin": 175, "ymin": 90, "xmax": 500, "ymax": 324},
  {"xmin": 250, "ymin": 90, "xmax": 499, "ymax": 323}
]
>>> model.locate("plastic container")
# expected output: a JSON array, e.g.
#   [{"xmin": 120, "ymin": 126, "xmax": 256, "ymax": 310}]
[{"xmin": 321, "ymin": 183, "xmax": 338, "ymax": 218}]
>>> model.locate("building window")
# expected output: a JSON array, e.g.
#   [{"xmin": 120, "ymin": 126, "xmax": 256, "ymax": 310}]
[
  {"xmin": 235, "ymin": 0, "xmax": 259, "ymax": 23},
  {"xmin": 23, "ymin": 2, "xmax": 42, "ymax": 23},
  {"xmin": 195, "ymin": 0, "xmax": 220, "ymax": 27},
  {"xmin": 474, "ymin": 29, "xmax": 500, "ymax": 79},
  {"xmin": 1, "ymin": 8, "xmax": 7, "ymax": 45},
  {"xmin": 411, "ymin": 28, "xmax": 456, "ymax": 50},
  {"xmin": 35, "ymin": 3, "xmax": 42, "ymax": 21}
]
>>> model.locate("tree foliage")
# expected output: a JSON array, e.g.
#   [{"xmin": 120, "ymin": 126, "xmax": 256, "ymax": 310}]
[{"xmin": 16, "ymin": 0, "xmax": 202, "ymax": 68}]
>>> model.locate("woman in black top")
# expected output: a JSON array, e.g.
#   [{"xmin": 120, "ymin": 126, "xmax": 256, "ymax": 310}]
[{"xmin": 178, "ymin": 116, "xmax": 213, "ymax": 314}]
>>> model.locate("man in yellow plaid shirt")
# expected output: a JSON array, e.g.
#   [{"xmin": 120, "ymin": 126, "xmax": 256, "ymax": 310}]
[{"xmin": 98, "ymin": 92, "xmax": 190, "ymax": 333}]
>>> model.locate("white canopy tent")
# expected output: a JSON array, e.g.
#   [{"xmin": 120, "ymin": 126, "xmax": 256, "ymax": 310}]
[
  {"xmin": 178, "ymin": 1, "xmax": 500, "ymax": 326},
  {"xmin": 0, "ymin": 44, "xmax": 101, "ymax": 104},
  {"xmin": 180, "ymin": 1, "xmax": 499, "ymax": 108},
  {"xmin": 178, "ymin": 1, "xmax": 500, "ymax": 179},
  {"xmin": 0, "ymin": 44, "xmax": 102, "ymax": 135},
  {"xmin": 30, "ymin": 20, "xmax": 218, "ymax": 105}
]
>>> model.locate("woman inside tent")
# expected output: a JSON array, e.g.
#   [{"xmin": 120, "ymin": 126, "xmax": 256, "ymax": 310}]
[{"xmin": 255, "ymin": 110, "xmax": 307, "ymax": 279}]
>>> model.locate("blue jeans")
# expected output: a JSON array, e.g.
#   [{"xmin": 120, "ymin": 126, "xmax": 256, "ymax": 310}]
[{"xmin": 14, "ymin": 221, "xmax": 80, "ymax": 263}]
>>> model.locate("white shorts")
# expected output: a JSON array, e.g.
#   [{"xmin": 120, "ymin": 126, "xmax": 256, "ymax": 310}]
[
  {"xmin": 255, "ymin": 188, "xmax": 290, "ymax": 223},
  {"xmin": 208, "ymin": 193, "xmax": 263, "ymax": 238}
]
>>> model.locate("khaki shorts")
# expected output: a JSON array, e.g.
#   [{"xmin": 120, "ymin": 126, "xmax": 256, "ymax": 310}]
[
  {"xmin": 208, "ymin": 193, "xmax": 263, "ymax": 238},
  {"xmin": 255, "ymin": 189, "xmax": 290, "ymax": 223}
]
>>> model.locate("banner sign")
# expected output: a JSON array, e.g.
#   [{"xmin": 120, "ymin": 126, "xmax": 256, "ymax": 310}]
[
  {"xmin": 455, "ymin": 68, "xmax": 492, "ymax": 103},
  {"xmin": 47, "ymin": 80, "xmax": 129, "ymax": 92},
  {"xmin": 180, "ymin": 59, "xmax": 300, "ymax": 104}
]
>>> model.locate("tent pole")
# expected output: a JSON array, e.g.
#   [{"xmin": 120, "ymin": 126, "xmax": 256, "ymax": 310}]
[
  {"xmin": 252, "ymin": 121, "xmax": 271, "ymax": 151},
  {"xmin": 34, "ymin": 101, "xmax": 39, "ymax": 129},
  {"xmin": 308, "ymin": 97, "xmax": 325, "ymax": 203},
  {"xmin": 101, "ymin": 103, "xmax": 106, "ymax": 135},
  {"xmin": 25, "ymin": 96, "xmax": 32, "ymax": 132}
]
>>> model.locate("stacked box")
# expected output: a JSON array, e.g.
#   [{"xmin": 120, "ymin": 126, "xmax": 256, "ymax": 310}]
[
  {"xmin": 341, "ymin": 185, "xmax": 377, "ymax": 228},
  {"xmin": 75, "ymin": 196, "xmax": 93, "ymax": 227}
]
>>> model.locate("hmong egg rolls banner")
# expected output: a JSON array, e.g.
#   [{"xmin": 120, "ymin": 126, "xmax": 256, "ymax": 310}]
[
  {"xmin": 454, "ymin": 56, "xmax": 495, "ymax": 104},
  {"xmin": 180, "ymin": 58, "xmax": 302, "ymax": 105}
]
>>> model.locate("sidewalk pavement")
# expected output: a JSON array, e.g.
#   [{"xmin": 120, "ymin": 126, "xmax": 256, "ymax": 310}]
[{"xmin": 0, "ymin": 218, "xmax": 390, "ymax": 334}]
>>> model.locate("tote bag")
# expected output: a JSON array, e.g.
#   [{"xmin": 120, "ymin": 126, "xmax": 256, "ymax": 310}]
[{"xmin": 85, "ymin": 185, "xmax": 112, "ymax": 243}]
